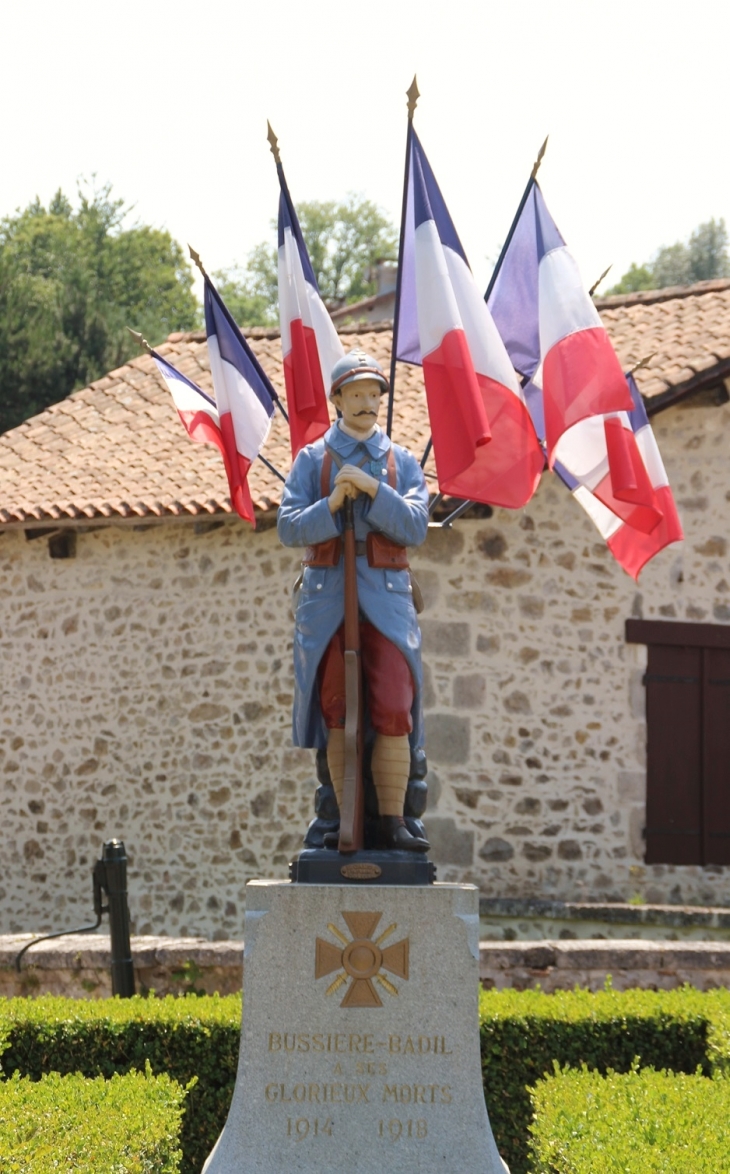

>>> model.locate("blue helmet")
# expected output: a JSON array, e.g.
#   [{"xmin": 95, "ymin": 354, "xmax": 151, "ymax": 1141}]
[{"xmin": 330, "ymin": 349, "xmax": 389, "ymax": 399}]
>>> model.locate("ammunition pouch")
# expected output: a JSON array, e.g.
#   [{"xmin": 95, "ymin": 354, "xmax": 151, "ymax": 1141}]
[
  {"xmin": 303, "ymin": 533, "xmax": 409, "ymax": 571},
  {"xmin": 303, "ymin": 536, "xmax": 342, "ymax": 567}
]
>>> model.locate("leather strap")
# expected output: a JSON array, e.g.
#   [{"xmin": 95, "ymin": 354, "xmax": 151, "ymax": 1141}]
[{"xmin": 320, "ymin": 449, "xmax": 333, "ymax": 499}]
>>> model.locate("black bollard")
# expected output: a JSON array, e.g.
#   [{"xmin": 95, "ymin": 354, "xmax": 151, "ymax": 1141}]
[{"xmin": 96, "ymin": 839, "xmax": 136, "ymax": 998}]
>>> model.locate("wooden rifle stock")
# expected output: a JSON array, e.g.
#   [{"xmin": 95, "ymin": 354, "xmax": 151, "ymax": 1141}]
[{"xmin": 338, "ymin": 497, "xmax": 364, "ymax": 852}]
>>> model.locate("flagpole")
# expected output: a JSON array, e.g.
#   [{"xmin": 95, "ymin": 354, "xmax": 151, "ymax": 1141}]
[
  {"xmin": 386, "ymin": 75, "xmax": 419, "ymax": 439},
  {"xmin": 484, "ymin": 135, "xmax": 548, "ymax": 302},
  {"xmin": 267, "ymin": 122, "xmax": 298, "ymax": 236},
  {"xmin": 589, "ymin": 264, "xmax": 612, "ymax": 298},
  {"xmin": 188, "ymin": 245, "xmax": 289, "ymax": 424}
]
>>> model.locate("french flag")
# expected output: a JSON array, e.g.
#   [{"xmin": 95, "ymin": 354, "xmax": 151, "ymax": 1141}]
[
  {"xmin": 277, "ymin": 179, "xmax": 343, "ymax": 457},
  {"xmin": 488, "ymin": 183, "xmax": 633, "ymax": 463},
  {"xmin": 554, "ymin": 374, "xmax": 683, "ymax": 579},
  {"xmin": 153, "ymin": 278, "xmax": 275, "ymax": 524},
  {"xmin": 396, "ymin": 128, "xmax": 543, "ymax": 509},
  {"xmin": 153, "ymin": 351, "xmax": 257, "ymax": 524}
]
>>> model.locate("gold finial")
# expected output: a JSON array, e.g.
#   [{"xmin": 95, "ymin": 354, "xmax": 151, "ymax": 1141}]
[
  {"xmin": 589, "ymin": 264, "xmax": 613, "ymax": 297},
  {"xmin": 127, "ymin": 327, "xmax": 153, "ymax": 355},
  {"xmin": 267, "ymin": 120, "xmax": 281, "ymax": 165},
  {"xmin": 629, "ymin": 352, "xmax": 656, "ymax": 375},
  {"xmin": 188, "ymin": 245, "xmax": 206, "ymax": 277},
  {"xmin": 530, "ymin": 135, "xmax": 549, "ymax": 180},
  {"xmin": 407, "ymin": 75, "xmax": 420, "ymax": 121}
]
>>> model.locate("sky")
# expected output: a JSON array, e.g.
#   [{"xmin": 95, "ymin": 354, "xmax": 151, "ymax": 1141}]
[{"xmin": 2, "ymin": 0, "xmax": 729, "ymax": 300}]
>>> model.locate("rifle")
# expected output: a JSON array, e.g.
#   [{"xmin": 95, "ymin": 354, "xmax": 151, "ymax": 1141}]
[{"xmin": 337, "ymin": 495, "xmax": 364, "ymax": 852}]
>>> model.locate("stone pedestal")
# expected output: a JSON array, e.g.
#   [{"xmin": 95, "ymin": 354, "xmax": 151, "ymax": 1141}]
[{"xmin": 204, "ymin": 880, "xmax": 508, "ymax": 1173}]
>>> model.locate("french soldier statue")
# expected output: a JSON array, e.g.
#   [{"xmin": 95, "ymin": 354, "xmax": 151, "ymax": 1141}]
[{"xmin": 278, "ymin": 349, "xmax": 430, "ymax": 852}]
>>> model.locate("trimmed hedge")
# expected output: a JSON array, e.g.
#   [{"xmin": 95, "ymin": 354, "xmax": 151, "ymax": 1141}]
[
  {"xmin": 529, "ymin": 1066, "xmax": 730, "ymax": 1173},
  {"xmin": 0, "ymin": 988, "xmax": 728, "ymax": 1174},
  {"xmin": 0, "ymin": 995, "xmax": 241, "ymax": 1174},
  {"xmin": 479, "ymin": 986, "xmax": 730, "ymax": 1174},
  {"xmin": 0, "ymin": 1068, "xmax": 186, "ymax": 1173}
]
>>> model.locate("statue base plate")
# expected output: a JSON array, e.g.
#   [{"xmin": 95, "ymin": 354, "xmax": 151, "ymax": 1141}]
[
  {"xmin": 203, "ymin": 880, "xmax": 509, "ymax": 1173},
  {"xmin": 290, "ymin": 848, "xmax": 436, "ymax": 885}
]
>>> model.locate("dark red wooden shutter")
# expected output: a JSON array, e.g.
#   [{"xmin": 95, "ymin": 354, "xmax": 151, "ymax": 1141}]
[
  {"xmin": 644, "ymin": 644, "xmax": 702, "ymax": 864},
  {"xmin": 703, "ymin": 647, "xmax": 730, "ymax": 865}
]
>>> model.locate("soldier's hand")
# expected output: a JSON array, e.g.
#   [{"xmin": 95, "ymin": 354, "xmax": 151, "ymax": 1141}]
[
  {"xmin": 335, "ymin": 465, "xmax": 380, "ymax": 500},
  {"xmin": 327, "ymin": 480, "xmax": 350, "ymax": 514}
]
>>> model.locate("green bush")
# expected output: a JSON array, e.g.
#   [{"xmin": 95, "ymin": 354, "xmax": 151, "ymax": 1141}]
[
  {"xmin": 479, "ymin": 986, "xmax": 730, "ymax": 1174},
  {"xmin": 0, "ymin": 988, "xmax": 728, "ymax": 1174},
  {"xmin": 0, "ymin": 1068, "xmax": 186, "ymax": 1173},
  {"xmin": 529, "ymin": 1066, "xmax": 730, "ymax": 1173},
  {"xmin": 0, "ymin": 995, "xmax": 241, "ymax": 1174}
]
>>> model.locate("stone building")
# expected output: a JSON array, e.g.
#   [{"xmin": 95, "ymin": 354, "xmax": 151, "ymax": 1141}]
[{"xmin": 1, "ymin": 280, "xmax": 729, "ymax": 939}]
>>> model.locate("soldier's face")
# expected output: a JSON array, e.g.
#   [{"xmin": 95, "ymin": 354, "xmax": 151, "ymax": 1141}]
[{"xmin": 335, "ymin": 378, "xmax": 382, "ymax": 435}]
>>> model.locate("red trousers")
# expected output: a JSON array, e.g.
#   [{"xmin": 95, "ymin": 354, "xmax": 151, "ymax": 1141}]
[{"xmin": 318, "ymin": 623, "xmax": 415, "ymax": 737}]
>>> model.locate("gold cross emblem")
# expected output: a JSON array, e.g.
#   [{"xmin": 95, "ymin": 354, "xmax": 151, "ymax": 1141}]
[{"xmin": 315, "ymin": 912, "xmax": 409, "ymax": 1008}]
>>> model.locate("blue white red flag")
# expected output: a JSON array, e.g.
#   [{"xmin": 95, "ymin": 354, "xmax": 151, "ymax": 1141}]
[
  {"xmin": 153, "ymin": 277, "xmax": 275, "ymax": 524},
  {"xmin": 277, "ymin": 179, "xmax": 343, "ymax": 457},
  {"xmin": 487, "ymin": 184, "xmax": 633, "ymax": 463},
  {"xmin": 554, "ymin": 373, "xmax": 683, "ymax": 579},
  {"xmin": 153, "ymin": 349, "xmax": 258, "ymax": 524},
  {"xmin": 395, "ymin": 127, "xmax": 543, "ymax": 509}
]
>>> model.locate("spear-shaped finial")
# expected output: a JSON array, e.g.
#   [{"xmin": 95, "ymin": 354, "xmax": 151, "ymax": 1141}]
[
  {"xmin": 407, "ymin": 75, "xmax": 420, "ymax": 121},
  {"xmin": 530, "ymin": 135, "xmax": 549, "ymax": 181},
  {"xmin": 589, "ymin": 264, "xmax": 613, "ymax": 298},
  {"xmin": 629, "ymin": 352, "xmax": 656, "ymax": 375},
  {"xmin": 267, "ymin": 120, "xmax": 281, "ymax": 165},
  {"xmin": 188, "ymin": 244, "xmax": 207, "ymax": 278},
  {"xmin": 127, "ymin": 327, "xmax": 153, "ymax": 355}
]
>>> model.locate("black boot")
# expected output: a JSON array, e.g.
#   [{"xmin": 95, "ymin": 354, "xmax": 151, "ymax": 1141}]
[{"xmin": 380, "ymin": 816, "xmax": 430, "ymax": 853}]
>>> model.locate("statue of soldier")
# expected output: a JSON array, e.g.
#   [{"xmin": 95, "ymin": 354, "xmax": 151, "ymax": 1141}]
[{"xmin": 278, "ymin": 349, "xmax": 430, "ymax": 852}]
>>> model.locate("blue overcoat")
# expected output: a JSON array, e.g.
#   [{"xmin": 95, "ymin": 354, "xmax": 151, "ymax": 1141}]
[{"xmin": 277, "ymin": 421, "xmax": 429, "ymax": 750}]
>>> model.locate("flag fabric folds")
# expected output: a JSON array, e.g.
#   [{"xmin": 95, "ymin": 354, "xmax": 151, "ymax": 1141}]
[
  {"xmin": 153, "ymin": 349, "xmax": 257, "ymax": 524},
  {"xmin": 277, "ymin": 178, "xmax": 343, "ymax": 457},
  {"xmin": 552, "ymin": 372, "xmax": 663, "ymax": 535},
  {"xmin": 554, "ymin": 373, "xmax": 683, "ymax": 579},
  {"xmin": 153, "ymin": 276, "xmax": 275, "ymax": 525},
  {"xmin": 395, "ymin": 127, "xmax": 544, "ymax": 509},
  {"xmin": 487, "ymin": 183, "xmax": 632, "ymax": 462}
]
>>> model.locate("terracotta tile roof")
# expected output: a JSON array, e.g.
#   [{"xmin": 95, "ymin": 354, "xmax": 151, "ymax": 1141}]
[
  {"xmin": 1, "ymin": 281, "xmax": 729, "ymax": 526},
  {"xmin": 594, "ymin": 279, "xmax": 730, "ymax": 407}
]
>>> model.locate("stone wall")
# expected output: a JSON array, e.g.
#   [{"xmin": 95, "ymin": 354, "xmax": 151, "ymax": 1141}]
[
  {"xmin": 4, "ymin": 934, "xmax": 730, "ymax": 999},
  {"xmin": 1, "ymin": 391, "xmax": 729, "ymax": 938}
]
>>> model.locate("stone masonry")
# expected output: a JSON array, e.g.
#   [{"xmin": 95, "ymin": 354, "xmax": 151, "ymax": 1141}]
[{"xmin": 1, "ymin": 390, "xmax": 729, "ymax": 939}]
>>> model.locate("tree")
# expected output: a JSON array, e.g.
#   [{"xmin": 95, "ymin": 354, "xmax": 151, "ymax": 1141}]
[
  {"xmin": 214, "ymin": 194, "xmax": 398, "ymax": 327},
  {"xmin": 606, "ymin": 218, "xmax": 730, "ymax": 295},
  {"xmin": 0, "ymin": 183, "xmax": 200, "ymax": 435}
]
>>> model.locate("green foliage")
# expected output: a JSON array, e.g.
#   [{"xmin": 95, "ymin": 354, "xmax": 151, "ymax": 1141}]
[
  {"xmin": 0, "ymin": 994, "xmax": 241, "ymax": 1174},
  {"xmin": 606, "ymin": 217, "xmax": 730, "ymax": 294},
  {"xmin": 0, "ymin": 182, "xmax": 200, "ymax": 435},
  {"xmin": 214, "ymin": 193, "xmax": 397, "ymax": 326},
  {"xmin": 0, "ymin": 988, "xmax": 728, "ymax": 1174},
  {"xmin": 479, "ymin": 986, "xmax": 730, "ymax": 1174},
  {"xmin": 529, "ymin": 1065, "xmax": 730, "ymax": 1173},
  {"xmin": 0, "ymin": 1067, "xmax": 186, "ymax": 1173},
  {"xmin": 605, "ymin": 261, "xmax": 654, "ymax": 294}
]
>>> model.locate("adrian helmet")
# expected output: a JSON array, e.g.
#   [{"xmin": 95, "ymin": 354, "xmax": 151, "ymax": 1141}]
[{"xmin": 329, "ymin": 349, "xmax": 390, "ymax": 400}]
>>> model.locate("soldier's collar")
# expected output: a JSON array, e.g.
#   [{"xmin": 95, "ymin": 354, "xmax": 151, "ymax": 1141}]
[{"xmin": 331, "ymin": 421, "xmax": 390, "ymax": 458}]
